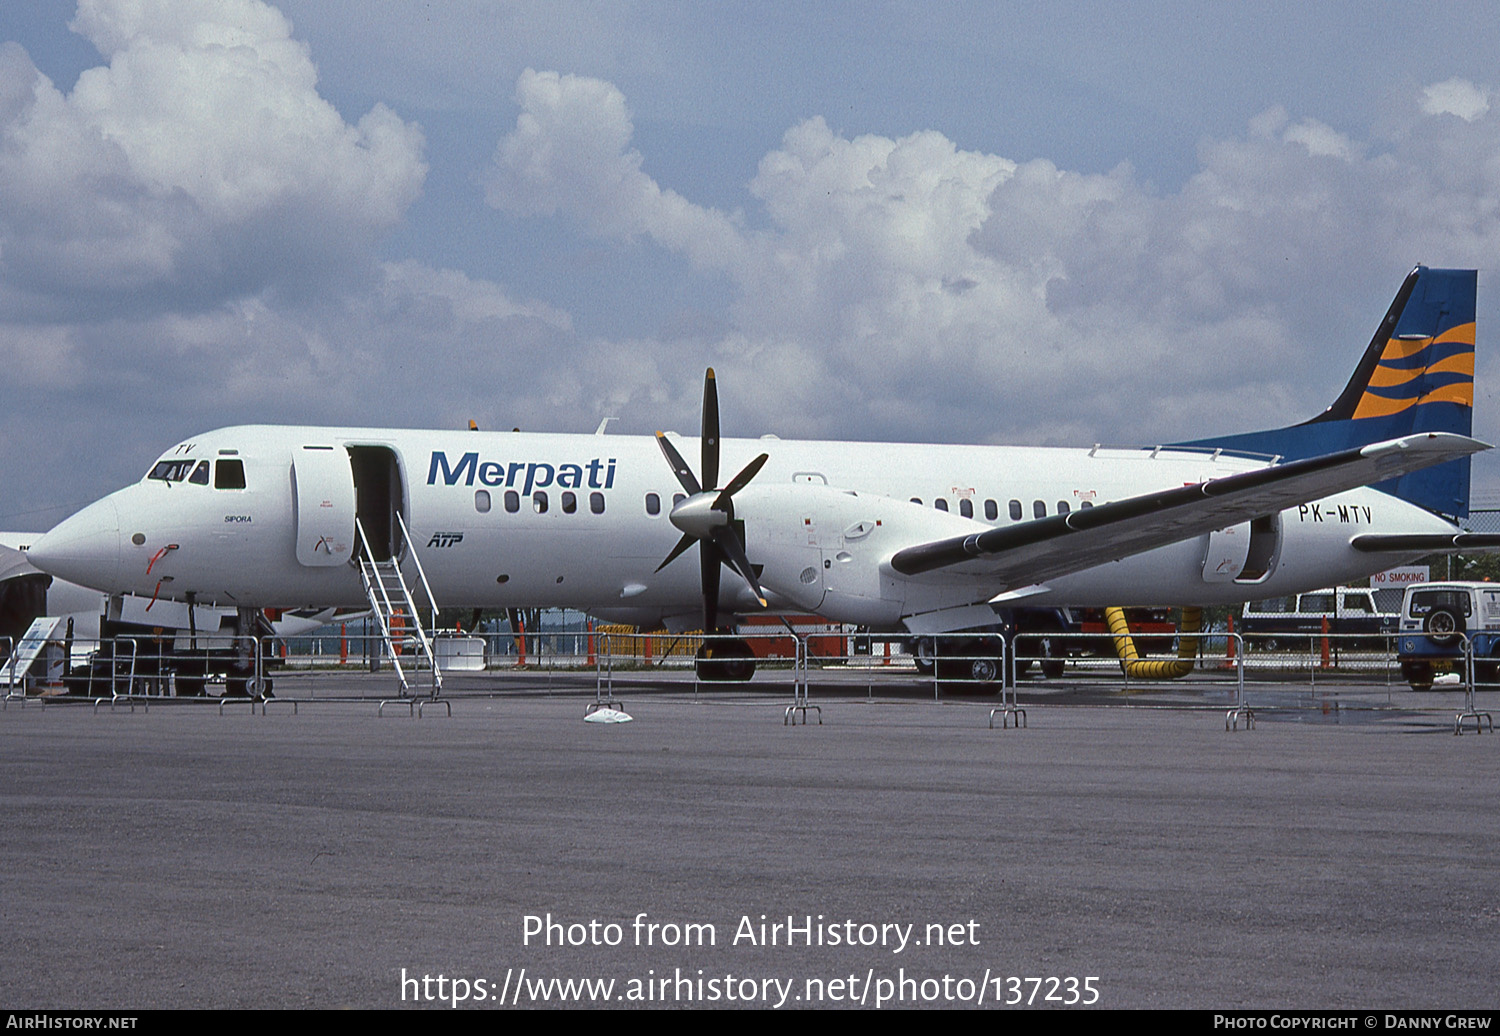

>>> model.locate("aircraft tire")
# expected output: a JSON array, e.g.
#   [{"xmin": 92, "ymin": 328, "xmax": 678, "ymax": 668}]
[
  {"xmin": 936, "ymin": 641, "xmax": 1002, "ymax": 692},
  {"xmin": 912, "ymin": 637, "xmax": 935, "ymax": 675},
  {"xmin": 695, "ymin": 639, "xmax": 756, "ymax": 682}
]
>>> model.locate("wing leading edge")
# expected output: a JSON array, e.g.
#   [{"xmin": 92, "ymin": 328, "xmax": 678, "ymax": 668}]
[{"xmin": 888, "ymin": 433, "xmax": 1486, "ymax": 590}]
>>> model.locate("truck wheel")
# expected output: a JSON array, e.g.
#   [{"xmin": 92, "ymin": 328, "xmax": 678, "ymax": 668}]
[
  {"xmin": 1401, "ymin": 661, "xmax": 1434, "ymax": 691},
  {"xmin": 1424, "ymin": 607, "xmax": 1464, "ymax": 646}
]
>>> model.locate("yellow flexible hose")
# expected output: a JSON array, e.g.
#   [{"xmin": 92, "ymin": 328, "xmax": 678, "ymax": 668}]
[{"xmin": 1105, "ymin": 606, "xmax": 1203, "ymax": 680}]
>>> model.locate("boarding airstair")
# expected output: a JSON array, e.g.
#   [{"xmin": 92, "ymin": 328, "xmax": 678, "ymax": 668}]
[{"xmin": 355, "ymin": 514, "xmax": 442, "ymax": 697}]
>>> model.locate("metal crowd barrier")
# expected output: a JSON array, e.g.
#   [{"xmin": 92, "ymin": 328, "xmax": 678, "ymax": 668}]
[{"xmin": 2, "ymin": 619, "xmax": 1491, "ymax": 735}]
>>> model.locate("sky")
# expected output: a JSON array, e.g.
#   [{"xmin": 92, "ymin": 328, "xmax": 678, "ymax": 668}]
[{"xmin": 4, "ymin": 0, "xmax": 1500, "ymax": 529}]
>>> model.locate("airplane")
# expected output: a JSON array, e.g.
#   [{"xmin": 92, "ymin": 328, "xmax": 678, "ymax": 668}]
[{"xmin": 22, "ymin": 265, "xmax": 1500, "ymax": 686}]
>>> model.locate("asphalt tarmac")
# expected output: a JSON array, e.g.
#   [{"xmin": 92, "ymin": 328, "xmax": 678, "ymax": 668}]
[{"xmin": 1, "ymin": 668, "xmax": 1496, "ymax": 1010}]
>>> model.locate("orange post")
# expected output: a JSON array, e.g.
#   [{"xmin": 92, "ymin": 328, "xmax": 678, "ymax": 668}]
[
  {"xmin": 587, "ymin": 621, "xmax": 596, "ymax": 667},
  {"xmin": 516, "ymin": 619, "xmax": 526, "ymax": 667},
  {"xmin": 339, "ymin": 621, "xmax": 348, "ymax": 665},
  {"xmin": 1223, "ymin": 613, "xmax": 1237, "ymax": 668},
  {"xmin": 1320, "ymin": 616, "xmax": 1331, "ymax": 669}
]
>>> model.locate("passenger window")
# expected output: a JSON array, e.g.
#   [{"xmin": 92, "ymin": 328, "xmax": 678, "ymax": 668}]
[
  {"xmin": 673, "ymin": 493, "xmax": 685, "ymax": 506},
  {"xmin": 984, "ymin": 499, "xmax": 997, "ymax": 521},
  {"xmin": 910, "ymin": 498, "xmax": 922, "ymax": 506},
  {"xmin": 959, "ymin": 499, "xmax": 973, "ymax": 518},
  {"xmin": 590, "ymin": 492, "xmax": 605, "ymax": 514},
  {"xmin": 475, "ymin": 490, "xmax": 491, "ymax": 513},
  {"xmin": 562, "ymin": 491, "xmax": 577, "ymax": 514},
  {"xmin": 215, "ymin": 459, "xmax": 246, "ymax": 489},
  {"xmin": 646, "ymin": 493, "xmax": 661, "ymax": 516},
  {"xmin": 1033, "ymin": 500, "xmax": 1046, "ymax": 519},
  {"xmin": 1009, "ymin": 500, "xmax": 1022, "ymax": 521},
  {"xmin": 1080, "ymin": 500, "xmax": 1093, "ymax": 509},
  {"xmin": 934, "ymin": 499, "xmax": 949, "ymax": 512},
  {"xmin": 189, "ymin": 461, "xmax": 210, "ymax": 485},
  {"xmin": 1057, "ymin": 501, "xmax": 1070, "ymax": 515},
  {"xmin": 504, "ymin": 491, "xmax": 520, "ymax": 513},
  {"xmin": 533, "ymin": 491, "xmax": 548, "ymax": 514}
]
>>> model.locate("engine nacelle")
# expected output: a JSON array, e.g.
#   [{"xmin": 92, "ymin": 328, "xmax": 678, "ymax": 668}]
[{"xmin": 734, "ymin": 483, "xmax": 997, "ymax": 628}]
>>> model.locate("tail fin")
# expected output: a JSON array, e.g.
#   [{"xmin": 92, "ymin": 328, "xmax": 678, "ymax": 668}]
[{"xmin": 1179, "ymin": 265, "xmax": 1477, "ymax": 517}]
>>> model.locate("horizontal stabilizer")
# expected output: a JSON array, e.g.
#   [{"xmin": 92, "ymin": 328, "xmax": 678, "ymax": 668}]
[
  {"xmin": 1350, "ymin": 533, "xmax": 1500, "ymax": 554},
  {"xmin": 890, "ymin": 433, "xmax": 1487, "ymax": 587}
]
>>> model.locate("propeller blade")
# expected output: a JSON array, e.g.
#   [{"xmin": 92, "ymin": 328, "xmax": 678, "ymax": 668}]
[
  {"xmin": 701, "ymin": 538, "xmax": 723, "ymax": 633},
  {"xmin": 655, "ymin": 431, "xmax": 702, "ymax": 496},
  {"xmin": 702, "ymin": 368, "xmax": 720, "ymax": 493},
  {"xmin": 713, "ymin": 452, "xmax": 768, "ymax": 511},
  {"xmin": 655, "ymin": 532, "xmax": 696, "ymax": 573},
  {"xmin": 713, "ymin": 526, "xmax": 768, "ymax": 609}
]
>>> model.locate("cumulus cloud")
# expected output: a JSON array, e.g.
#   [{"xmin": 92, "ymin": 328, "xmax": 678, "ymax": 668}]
[
  {"xmin": 0, "ymin": 0, "xmax": 426, "ymax": 319},
  {"xmin": 485, "ymin": 69, "xmax": 741, "ymax": 270},
  {"xmin": 1422, "ymin": 78, "xmax": 1491, "ymax": 122},
  {"xmin": 7, "ymin": 8, "xmax": 1500, "ymax": 525},
  {"xmin": 483, "ymin": 70, "xmax": 1500, "ymax": 452}
]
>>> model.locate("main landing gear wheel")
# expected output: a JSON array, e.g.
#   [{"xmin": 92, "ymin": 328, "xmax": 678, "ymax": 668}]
[
  {"xmin": 913, "ymin": 637, "xmax": 935, "ymax": 675},
  {"xmin": 935, "ymin": 640, "xmax": 1002, "ymax": 694},
  {"xmin": 696, "ymin": 638, "xmax": 756, "ymax": 682}
]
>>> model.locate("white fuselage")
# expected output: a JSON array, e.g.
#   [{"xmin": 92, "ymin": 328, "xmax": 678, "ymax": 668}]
[{"xmin": 26, "ymin": 425, "xmax": 1460, "ymax": 633}]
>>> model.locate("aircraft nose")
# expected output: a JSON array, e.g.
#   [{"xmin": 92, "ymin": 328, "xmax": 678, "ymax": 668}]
[{"xmin": 27, "ymin": 496, "xmax": 122, "ymax": 591}]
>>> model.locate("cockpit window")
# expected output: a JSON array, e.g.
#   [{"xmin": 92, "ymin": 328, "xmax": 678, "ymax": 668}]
[
  {"xmin": 189, "ymin": 461, "xmax": 210, "ymax": 485},
  {"xmin": 215, "ymin": 459, "xmax": 246, "ymax": 490},
  {"xmin": 148, "ymin": 459, "xmax": 196, "ymax": 482}
]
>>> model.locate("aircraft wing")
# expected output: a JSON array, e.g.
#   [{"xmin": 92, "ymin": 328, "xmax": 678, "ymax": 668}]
[{"xmin": 889, "ymin": 433, "xmax": 1486, "ymax": 589}]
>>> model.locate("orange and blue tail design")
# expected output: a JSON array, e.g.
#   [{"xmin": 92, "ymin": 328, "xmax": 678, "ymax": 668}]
[
  {"xmin": 1181, "ymin": 266, "xmax": 1477, "ymax": 517},
  {"xmin": 1345, "ymin": 314, "xmax": 1473, "ymax": 419}
]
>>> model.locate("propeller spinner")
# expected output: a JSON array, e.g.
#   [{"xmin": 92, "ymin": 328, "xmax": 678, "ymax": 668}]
[{"xmin": 654, "ymin": 368, "xmax": 769, "ymax": 633}]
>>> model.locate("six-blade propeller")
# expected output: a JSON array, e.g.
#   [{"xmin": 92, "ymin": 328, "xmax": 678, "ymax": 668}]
[{"xmin": 654, "ymin": 368, "xmax": 769, "ymax": 633}]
